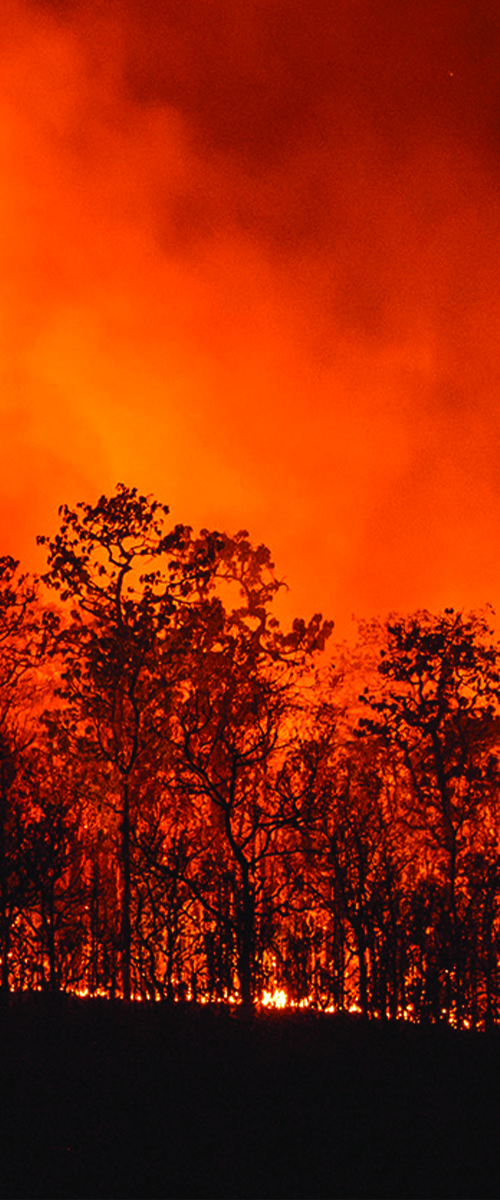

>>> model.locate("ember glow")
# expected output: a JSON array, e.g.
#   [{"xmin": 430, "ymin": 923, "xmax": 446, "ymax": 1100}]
[
  {"xmin": 2, "ymin": 2, "xmax": 500, "ymax": 632},
  {"xmin": 261, "ymin": 989, "xmax": 288, "ymax": 1009}
]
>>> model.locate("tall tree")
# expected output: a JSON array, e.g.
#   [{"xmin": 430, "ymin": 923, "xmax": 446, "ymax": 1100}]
[
  {"xmin": 358, "ymin": 607, "xmax": 500, "ymax": 1024},
  {"xmin": 38, "ymin": 486, "xmax": 198, "ymax": 999},
  {"xmin": 167, "ymin": 537, "xmax": 333, "ymax": 1009},
  {"xmin": 38, "ymin": 486, "xmax": 303, "ymax": 1001},
  {"xmin": 0, "ymin": 558, "xmax": 51, "ymax": 994}
]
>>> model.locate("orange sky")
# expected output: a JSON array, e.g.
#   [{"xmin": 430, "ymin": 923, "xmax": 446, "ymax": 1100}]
[{"xmin": 2, "ymin": 0, "xmax": 500, "ymax": 636}]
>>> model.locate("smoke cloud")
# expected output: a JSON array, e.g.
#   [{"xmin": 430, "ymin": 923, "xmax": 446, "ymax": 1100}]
[{"xmin": 2, "ymin": 0, "xmax": 500, "ymax": 632}]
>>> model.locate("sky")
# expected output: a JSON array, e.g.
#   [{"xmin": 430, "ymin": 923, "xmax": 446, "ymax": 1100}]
[{"xmin": 2, "ymin": 0, "xmax": 500, "ymax": 636}]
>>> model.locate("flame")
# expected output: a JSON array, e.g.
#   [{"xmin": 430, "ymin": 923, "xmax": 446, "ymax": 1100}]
[
  {"xmin": 261, "ymin": 987, "xmax": 288, "ymax": 1009},
  {"xmin": 6, "ymin": 983, "xmax": 477, "ymax": 1026}
]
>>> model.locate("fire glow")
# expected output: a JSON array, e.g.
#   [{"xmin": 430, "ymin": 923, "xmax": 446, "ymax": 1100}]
[
  {"xmin": 1, "ymin": 5, "xmax": 500, "ymax": 1035},
  {"xmin": 1, "ymin": 2, "xmax": 500, "ymax": 634}
]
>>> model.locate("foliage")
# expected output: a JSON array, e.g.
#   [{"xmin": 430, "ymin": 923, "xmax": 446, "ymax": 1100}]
[{"xmin": 0, "ymin": 489, "xmax": 499, "ymax": 1026}]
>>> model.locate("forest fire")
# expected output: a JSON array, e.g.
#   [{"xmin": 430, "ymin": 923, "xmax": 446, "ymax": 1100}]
[
  {"xmin": 2, "ymin": 8, "xmax": 500, "ymax": 1198},
  {"xmin": 0, "ymin": 484, "xmax": 499, "ymax": 1030}
]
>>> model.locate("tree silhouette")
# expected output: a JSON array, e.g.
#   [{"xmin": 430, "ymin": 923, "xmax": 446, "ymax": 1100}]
[
  {"xmin": 0, "ymin": 488, "xmax": 490, "ymax": 1023},
  {"xmin": 358, "ymin": 608, "xmax": 500, "ymax": 1024},
  {"xmin": 164, "ymin": 539, "xmax": 332, "ymax": 1009},
  {"xmin": 38, "ymin": 486, "xmax": 194, "ymax": 999},
  {"xmin": 0, "ymin": 558, "xmax": 52, "ymax": 994}
]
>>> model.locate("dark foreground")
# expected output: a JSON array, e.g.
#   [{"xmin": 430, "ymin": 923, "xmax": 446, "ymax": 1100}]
[{"xmin": 0, "ymin": 997, "xmax": 499, "ymax": 1199}]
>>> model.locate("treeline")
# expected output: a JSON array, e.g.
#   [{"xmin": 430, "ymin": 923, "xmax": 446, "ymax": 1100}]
[{"xmin": 1, "ymin": 484, "xmax": 500, "ymax": 1027}]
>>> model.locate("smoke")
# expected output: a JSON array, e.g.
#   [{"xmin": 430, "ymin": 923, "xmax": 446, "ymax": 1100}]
[{"xmin": 2, "ymin": 0, "xmax": 500, "ymax": 631}]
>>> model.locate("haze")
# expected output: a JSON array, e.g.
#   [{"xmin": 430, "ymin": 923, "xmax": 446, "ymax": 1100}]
[{"xmin": 2, "ymin": 0, "xmax": 500, "ymax": 635}]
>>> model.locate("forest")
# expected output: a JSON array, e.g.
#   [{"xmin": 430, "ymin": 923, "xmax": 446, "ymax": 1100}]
[{"xmin": 1, "ymin": 482, "xmax": 500, "ymax": 1030}]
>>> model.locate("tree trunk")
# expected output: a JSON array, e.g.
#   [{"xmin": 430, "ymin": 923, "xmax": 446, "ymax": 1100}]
[
  {"xmin": 0, "ymin": 767, "xmax": 10, "ymax": 997},
  {"xmin": 48, "ymin": 884, "xmax": 57, "ymax": 994},
  {"xmin": 238, "ymin": 871, "xmax": 255, "ymax": 1012},
  {"xmin": 121, "ymin": 778, "xmax": 131, "ymax": 1001},
  {"xmin": 0, "ymin": 809, "xmax": 9, "ymax": 996}
]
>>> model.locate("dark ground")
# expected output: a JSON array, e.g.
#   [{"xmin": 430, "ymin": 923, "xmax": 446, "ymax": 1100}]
[{"xmin": 0, "ymin": 996, "xmax": 499, "ymax": 1199}]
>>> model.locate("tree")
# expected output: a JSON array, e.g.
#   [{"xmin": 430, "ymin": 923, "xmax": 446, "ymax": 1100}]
[
  {"xmin": 132, "ymin": 769, "xmax": 203, "ymax": 1001},
  {"xmin": 38, "ymin": 485, "xmax": 323, "ymax": 1003},
  {"xmin": 166, "ymin": 536, "xmax": 333, "ymax": 1009},
  {"xmin": 358, "ymin": 607, "xmax": 500, "ymax": 1024},
  {"xmin": 38, "ymin": 485, "xmax": 198, "ymax": 999},
  {"xmin": 0, "ymin": 558, "xmax": 52, "ymax": 994},
  {"xmin": 20, "ymin": 730, "xmax": 87, "ymax": 994}
]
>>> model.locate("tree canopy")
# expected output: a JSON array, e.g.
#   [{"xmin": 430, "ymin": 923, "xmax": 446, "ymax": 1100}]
[{"xmin": 0, "ymin": 485, "xmax": 499, "ymax": 1027}]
